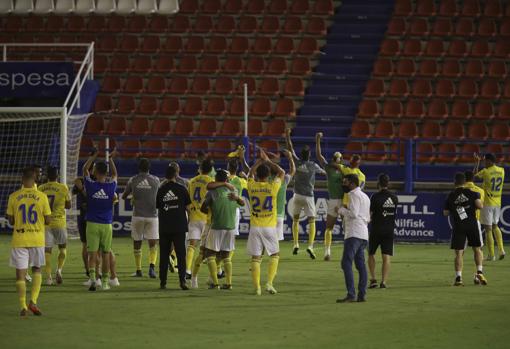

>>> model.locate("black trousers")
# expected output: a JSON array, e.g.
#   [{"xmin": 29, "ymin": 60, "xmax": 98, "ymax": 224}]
[{"xmin": 159, "ymin": 231, "xmax": 187, "ymax": 286}]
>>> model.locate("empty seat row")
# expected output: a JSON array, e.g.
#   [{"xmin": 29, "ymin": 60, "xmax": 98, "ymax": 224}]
[
  {"xmin": 86, "ymin": 115, "xmax": 287, "ymax": 137},
  {"xmin": 0, "ymin": 14, "xmax": 327, "ymax": 36},
  {"xmin": 394, "ymin": 0, "xmax": 509, "ymax": 18},
  {"xmin": 380, "ymin": 38, "xmax": 510, "ymax": 58},
  {"xmin": 350, "ymin": 119, "xmax": 509, "ymax": 140},
  {"xmin": 101, "ymin": 75, "xmax": 305, "ymax": 96},
  {"xmin": 178, "ymin": 0, "xmax": 334, "ymax": 16},
  {"xmin": 0, "ymin": 0, "xmax": 178, "ymax": 15},
  {"xmin": 387, "ymin": 17, "xmax": 510, "ymax": 37},
  {"xmin": 358, "ymin": 99, "xmax": 510, "ymax": 121},
  {"xmin": 95, "ymin": 55, "xmax": 311, "ymax": 76},
  {"xmin": 94, "ymin": 95, "xmax": 296, "ymax": 118},
  {"xmin": 373, "ymin": 58, "xmax": 508, "ymax": 78},
  {"xmin": 344, "ymin": 141, "xmax": 508, "ymax": 163},
  {"xmin": 363, "ymin": 78, "xmax": 510, "ymax": 100}
]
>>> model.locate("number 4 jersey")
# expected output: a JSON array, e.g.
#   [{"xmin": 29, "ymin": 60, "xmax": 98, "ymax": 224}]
[
  {"xmin": 7, "ymin": 187, "xmax": 51, "ymax": 248},
  {"xmin": 247, "ymin": 178, "xmax": 281, "ymax": 228},
  {"xmin": 188, "ymin": 174, "xmax": 214, "ymax": 223},
  {"xmin": 476, "ymin": 165, "xmax": 505, "ymax": 207}
]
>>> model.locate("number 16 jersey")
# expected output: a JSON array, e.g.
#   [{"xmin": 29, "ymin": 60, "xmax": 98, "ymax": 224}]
[
  {"xmin": 247, "ymin": 178, "xmax": 281, "ymax": 228},
  {"xmin": 7, "ymin": 187, "xmax": 51, "ymax": 248}
]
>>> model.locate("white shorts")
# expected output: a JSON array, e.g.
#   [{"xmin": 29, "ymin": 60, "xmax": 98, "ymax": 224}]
[
  {"xmin": 247, "ymin": 226, "xmax": 280, "ymax": 256},
  {"xmin": 234, "ymin": 208, "xmax": 240, "ymax": 236},
  {"xmin": 200, "ymin": 224, "xmax": 211, "ymax": 247},
  {"xmin": 131, "ymin": 216, "xmax": 159, "ymax": 241},
  {"xmin": 480, "ymin": 206, "xmax": 501, "ymax": 226},
  {"xmin": 276, "ymin": 217, "xmax": 285, "ymax": 241},
  {"xmin": 10, "ymin": 247, "xmax": 45, "ymax": 269},
  {"xmin": 206, "ymin": 229, "xmax": 236, "ymax": 252},
  {"xmin": 291, "ymin": 193, "xmax": 316, "ymax": 217},
  {"xmin": 188, "ymin": 220, "xmax": 206, "ymax": 241},
  {"xmin": 45, "ymin": 227, "xmax": 67, "ymax": 248},
  {"xmin": 327, "ymin": 199, "xmax": 341, "ymax": 217}
]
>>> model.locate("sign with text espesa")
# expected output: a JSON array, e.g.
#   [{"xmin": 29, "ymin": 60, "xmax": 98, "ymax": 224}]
[
  {"xmin": 0, "ymin": 62, "xmax": 75, "ymax": 98},
  {"xmin": 1, "ymin": 190, "xmax": 509, "ymax": 242}
]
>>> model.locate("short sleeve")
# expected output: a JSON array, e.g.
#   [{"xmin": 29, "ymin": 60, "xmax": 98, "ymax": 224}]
[
  {"xmin": 475, "ymin": 168, "xmax": 486, "ymax": 178},
  {"xmin": 42, "ymin": 194, "xmax": 52, "ymax": 216},
  {"xmin": 340, "ymin": 165, "xmax": 351, "ymax": 175},
  {"xmin": 124, "ymin": 178, "xmax": 133, "ymax": 195},
  {"xmin": 6, "ymin": 194, "xmax": 14, "ymax": 216},
  {"xmin": 64, "ymin": 185, "xmax": 71, "ymax": 201}
]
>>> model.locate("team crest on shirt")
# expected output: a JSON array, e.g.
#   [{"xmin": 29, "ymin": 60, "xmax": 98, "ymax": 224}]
[{"xmin": 136, "ymin": 179, "xmax": 152, "ymax": 189}]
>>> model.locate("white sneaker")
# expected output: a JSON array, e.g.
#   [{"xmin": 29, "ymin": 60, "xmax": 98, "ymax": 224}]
[
  {"xmin": 191, "ymin": 276, "xmax": 198, "ymax": 289},
  {"xmin": 25, "ymin": 274, "xmax": 32, "ymax": 283},
  {"xmin": 45, "ymin": 277, "xmax": 54, "ymax": 286},
  {"xmin": 83, "ymin": 279, "xmax": 93, "ymax": 287},
  {"xmin": 109, "ymin": 277, "xmax": 120, "ymax": 287},
  {"xmin": 95, "ymin": 279, "xmax": 102, "ymax": 288},
  {"xmin": 265, "ymin": 283, "xmax": 277, "ymax": 295}
]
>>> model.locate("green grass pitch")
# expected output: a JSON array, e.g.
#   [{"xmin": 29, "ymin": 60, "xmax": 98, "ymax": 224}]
[{"xmin": 0, "ymin": 236, "xmax": 509, "ymax": 349}]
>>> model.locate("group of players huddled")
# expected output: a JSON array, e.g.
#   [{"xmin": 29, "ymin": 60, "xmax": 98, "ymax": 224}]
[{"xmin": 4, "ymin": 129, "xmax": 506, "ymax": 315}]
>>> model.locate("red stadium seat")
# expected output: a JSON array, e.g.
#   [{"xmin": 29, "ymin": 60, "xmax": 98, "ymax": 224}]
[
  {"xmin": 366, "ymin": 142, "xmax": 387, "ymax": 162},
  {"xmin": 215, "ymin": 77, "xmax": 234, "ymax": 94},
  {"xmin": 460, "ymin": 0, "xmax": 480, "ymax": 17},
  {"xmin": 229, "ymin": 36, "xmax": 249, "ymax": 54},
  {"xmin": 439, "ymin": 0, "xmax": 458, "ymax": 16},
  {"xmin": 124, "ymin": 76, "xmax": 144, "ymax": 94},
  {"xmin": 223, "ymin": 56, "xmax": 243, "ymax": 74},
  {"xmin": 258, "ymin": 140, "xmax": 280, "ymax": 154},
  {"xmin": 480, "ymin": 79, "xmax": 500, "ymax": 99},
  {"xmin": 246, "ymin": 57, "xmax": 265, "ymax": 75},
  {"xmin": 199, "ymin": 56, "xmax": 220, "ymax": 74},
  {"xmin": 388, "ymin": 143, "xmax": 406, "ymax": 162},
  {"xmin": 457, "ymin": 79, "xmax": 478, "ymax": 99},
  {"xmin": 187, "ymin": 140, "xmax": 209, "ymax": 157},
  {"xmin": 148, "ymin": 16, "xmax": 168, "ymax": 32},
  {"xmin": 121, "ymin": 140, "xmax": 141, "ymax": 159},
  {"xmin": 185, "ymin": 36, "xmax": 204, "ymax": 53},
  {"xmin": 106, "ymin": 117, "xmax": 127, "ymax": 135},
  {"xmin": 454, "ymin": 18, "xmax": 474, "ymax": 36},
  {"xmin": 380, "ymin": 39, "xmax": 400, "ymax": 57},
  {"xmin": 265, "ymin": 119, "xmax": 286, "ymax": 137},
  {"xmin": 283, "ymin": 16, "xmax": 303, "ymax": 34},
  {"xmin": 417, "ymin": 59, "xmax": 438, "ymax": 77},
  {"xmin": 116, "ymin": 95, "xmax": 136, "ymax": 114},
  {"xmin": 408, "ymin": 18, "xmax": 429, "ymax": 36},
  {"xmin": 447, "ymin": 40, "xmax": 467, "ymax": 57},
  {"xmin": 297, "ymin": 37, "xmax": 318, "ymax": 55},
  {"xmin": 504, "ymin": 79, "xmax": 510, "ymax": 99},
  {"xmin": 238, "ymin": 16, "xmax": 257, "ymax": 33},
  {"xmin": 196, "ymin": 119, "xmax": 217, "ymax": 136},
  {"xmin": 431, "ymin": 18, "xmax": 452, "ymax": 36},
  {"xmin": 80, "ymin": 137, "xmax": 94, "ymax": 157},
  {"xmin": 248, "ymin": 119, "xmax": 263, "ymax": 137},
  {"xmin": 85, "ymin": 116, "xmax": 105, "ymax": 134},
  {"xmin": 471, "ymin": 39, "xmax": 490, "ymax": 58},
  {"xmin": 153, "ymin": 56, "xmax": 174, "ymax": 73},
  {"xmin": 182, "ymin": 97, "xmax": 203, "ymax": 116},
  {"xmin": 486, "ymin": 144, "xmax": 505, "ymax": 163},
  {"xmin": 435, "ymin": 79, "xmax": 455, "ymax": 98},
  {"xmin": 374, "ymin": 121, "xmax": 394, "ymax": 138},
  {"xmin": 137, "ymin": 96, "xmax": 158, "ymax": 115},
  {"xmin": 394, "ymin": 0, "xmax": 412, "ymax": 16},
  {"xmin": 306, "ymin": 17, "xmax": 326, "ymax": 35},
  {"xmin": 416, "ymin": 0, "xmax": 436, "ymax": 16},
  {"xmin": 193, "ymin": 15, "xmax": 213, "ymax": 33},
  {"xmin": 143, "ymin": 140, "xmax": 162, "ymax": 159},
  {"xmin": 401, "ymin": 39, "xmax": 422, "ymax": 57},
  {"xmin": 411, "ymin": 79, "xmax": 432, "ymax": 98},
  {"xmin": 178, "ymin": 56, "xmax": 197, "ymax": 74},
  {"xmin": 260, "ymin": 16, "xmax": 279, "ymax": 34},
  {"xmin": 252, "ymin": 37, "xmax": 272, "ymax": 55},
  {"xmin": 128, "ymin": 117, "xmax": 149, "ymax": 135},
  {"xmin": 118, "ymin": 35, "xmax": 139, "ymax": 52},
  {"xmin": 97, "ymin": 35, "xmax": 118, "ymax": 52},
  {"xmin": 423, "ymin": 39, "xmax": 445, "ymax": 57},
  {"xmin": 464, "ymin": 59, "xmax": 483, "ymax": 78},
  {"xmin": 458, "ymin": 144, "xmax": 480, "ymax": 163},
  {"xmin": 416, "ymin": 143, "xmax": 436, "ymax": 163},
  {"xmin": 151, "ymin": 118, "xmax": 170, "ymax": 136},
  {"xmin": 404, "ymin": 99, "xmax": 425, "ymax": 119},
  {"xmin": 487, "ymin": 61, "xmax": 507, "ymax": 78},
  {"xmin": 387, "ymin": 79, "xmax": 409, "ymax": 97},
  {"xmin": 381, "ymin": 100, "xmax": 403, "ymax": 119},
  {"xmin": 268, "ymin": 0, "xmax": 287, "ymax": 14},
  {"xmin": 500, "ymin": 18, "xmax": 510, "ymax": 37},
  {"xmin": 67, "ymin": 16, "xmax": 85, "ymax": 32},
  {"xmin": 101, "ymin": 76, "xmax": 121, "ymax": 93},
  {"xmin": 131, "ymin": 56, "xmax": 151, "ymax": 73},
  {"xmin": 373, "ymin": 59, "xmax": 393, "ymax": 77},
  {"xmin": 46, "ymin": 16, "xmax": 64, "ymax": 32},
  {"xmin": 160, "ymin": 97, "xmax": 180, "ymax": 115},
  {"xmin": 274, "ymin": 98, "xmax": 295, "ymax": 118},
  {"xmin": 237, "ymin": 77, "xmax": 256, "ymax": 95},
  {"xmin": 283, "ymin": 78, "xmax": 304, "ymax": 96},
  {"xmin": 229, "ymin": 98, "xmax": 244, "ymax": 116},
  {"xmin": 343, "ymin": 142, "xmax": 363, "ymax": 160},
  {"xmin": 290, "ymin": 57, "xmax": 311, "ymax": 75},
  {"xmin": 224, "ymin": 0, "xmax": 242, "ymax": 14},
  {"xmin": 395, "ymin": 59, "xmax": 415, "ymax": 77},
  {"xmin": 168, "ymin": 77, "xmax": 188, "ymax": 94},
  {"xmin": 94, "ymin": 55, "xmax": 108, "ymax": 74},
  {"xmin": 491, "ymin": 123, "xmax": 510, "ymax": 141},
  {"xmin": 436, "ymin": 143, "xmax": 458, "ymax": 163},
  {"xmin": 497, "ymin": 102, "xmax": 510, "ymax": 120},
  {"xmin": 387, "ymin": 18, "xmax": 406, "ymax": 36},
  {"xmin": 274, "ymin": 37, "xmax": 295, "ymax": 55},
  {"xmin": 210, "ymin": 140, "xmax": 233, "ymax": 159},
  {"xmin": 146, "ymin": 76, "xmax": 166, "ymax": 94},
  {"xmin": 451, "ymin": 99, "xmax": 471, "ymax": 119},
  {"xmin": 202, "ymin": 0, "xmax": 221, "ymax": 13},
  {"xmin": 484, "ymin": 0, "xmax": 502, "ymax": 17},
  {"xmin": 266, "ymin": 57, "xmax": 287, "ymax": 75},
  {"xmin": 364, "ymin": 79, "xmax": 385, "ymax": 97},
  {"xmin": 169, "ymin": 15, "xmax": 190, "ymax": 33},
  {"xmin": 494, "ymin": 39, "xmax": 510, "ymax": 58},
  {"xmin": 441, "ymin": 59, "xmax": 460, "ymax": 78},
  {"xmin": 468, "ymin": 123, "xmax": 488, "ymax": 140},
  {"xmin": 290, "ymin": 0, "xmax": 309, "ymax": 15},
  {"xmin": 250, "ymin": 98, "xmax": 271, "ymax": 117},
  {"xmin": 398, "ymin": 121, "xmax": 418, "ymax": 139},
  {"xmin": 421, "ymin": 121, "xmax": 441, "ymax": 139},
  {"xmin": 444, "ymin": 121, "xmax": 465, "ymax": 140},
  {"xmin": 165, "ymin": 140, "xmax": 185, "ymax": 158},
  {"xmin": 205, "ymin": 97, "xmax": 226, "ymax": 116},
  {"xmin": 258, "ymin": 78, "xmax": 279, "ymax": 96},
  {"xmin": 478, "ymin": 18, "xmax": 496, "ymax": 37},
  {"xmin": 110, "ymin": 55, "xmax": 130, "ymax": 73},
  {"xmin": 207, "ymin": 36, "xmax": 227, "ymax": 54},
  {"xmin": 216, "ymin": 15, "xmax": 235, "ymax": 34},
  {"xmin": 94, "ymin": 95, "xmax": 112, "ymax": 113},
  {"xmin": 190, "ymin": 76, "xmax": 211, "ymax": 94},
  {"xmin": 312, "ymin": 0, "xmax": 333, "ymax": 15},
  {"xmin": 427, "ymin": 99, "xmax": 448, "ymax": 119},
  {"xmin": 163, "ymin": 36, "xmax": 182, "ymax": 53},
  {"xmin": 173, "ymin": 119, "xmax": 193, "ymax": 136},
  {"xmin": 472, "ymin": 102, "xmax": 494, "ymax": 120},
  {"xmin": 219, "ymin": 119, "xmax": 240, "ymax": 136},
  {"xmin": 141, "ymin": 36, "xmax": 160, "ymax": 53},
  {"xmin": 351, "ymin": 121, "xmax": 370, "ymax": 138},
  {"xmin": 357, "ymin": 100, "xmax": 380, "ymax": 119}
]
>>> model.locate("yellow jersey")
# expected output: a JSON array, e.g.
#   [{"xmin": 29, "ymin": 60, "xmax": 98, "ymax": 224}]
[
  {"xmin": 464, "ymin": 181, "xmax": 485, "ymax": 221},
  {"xmin": 342, "ymin": 167, "xmax": 366, "ymax": 205},
  {"xmin": 7, "ymin": 187, "xmax": 51, "ymax": 248},
  {"xmin": 38, "ymin": 181, "xmax": 70, "ymax": 229},
  {"xmin": 476, "ymin": 165, "xmax": 505, "ymax": 207},
  {"xmin": 247, "ymin": 178, "xmax": 281, "ymax": 228},
  {"xmin": 188, "ymin": 174, "xmax": 214, "ymax": 222}
]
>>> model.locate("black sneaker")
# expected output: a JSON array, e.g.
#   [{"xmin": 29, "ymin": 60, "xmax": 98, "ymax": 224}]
[
  {"xmin": 217, "ymin": 270, "xmax": 226, "ymax": 279},
  {"xmin": 180, "ymin": 282, "xmax": 189, "ymax": 290},
  {"xmin": 292, "ymin": 247, "xmax": 299, "ymax": 255},
  {"xmin": 148, "ymin": 264, "xmax": 156, "ymax": 279},
  {"xmin": 379, "ymin": 282, "xmax": 387, "ymax": 289},
  {"xmin": 131, "ymin": 270, "xmax": 143, "ymax": 277},
  {"xmin": 306, "ymin": 248, "xmax": 316, "ymax": 260},
  {"xmin": 499, "ymin": 253, "xmax": 506, "ymax": 260},
  {"xmin": 369, "ymin": 279, "xmax": 378, "ymax": 289},
  {"xmin": 89, "ymin": 283, "xmax": 96, "ymax": 291},
  {"xmin": 208, "ymin": 284, "xmax": 219, "ymax": 290},
  {"xmin": 336, "ymin": 296, "xmax": 356, "ymax": 303},
  {"xmin": 357, "ymin": 297, "xmax": 366, "ymax": 302},
  {"xmin": 453, "ymin": 276, "xmax": 464, "ymax": 286},
  {"xmin": 185, "ymin": 272, "xmax": 192, "ymax": 280},
  {"xmin": 220, "ymin": 284, "xmax": 232, "ymax": 290},
  {"xmin": 160, "ymin": 284, "xmax": 167, "ymax": 290}
]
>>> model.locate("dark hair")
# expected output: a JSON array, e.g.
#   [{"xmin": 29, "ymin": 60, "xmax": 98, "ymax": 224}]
[
  {"xmin": 484, "ymin": 153, "xmax": 496, "ymax": 163},
  {"xmin": 227, "ymin": 158, "xmax": 238, "ymax": 174},
  {"xmin": 22, "ymin": 167, "xmax": 36, "ymax": 181},
  {"xmin": 344, "ymin": 173, "xmax": 360, "ymax": 187},
  {"xmin": 138, "ymin": 158, "xmax": 150, "ymax": 172},
  {"xmin": 215, "ymin": 169, "xmax": 229, "ymax": 182},
  {"xmin": 464, "ymin": 170, "xmax": 474, "ymax": 182},
  {"xmin": 200, "ymin": 159, "xmax": 213, "ymax": 174},
  {"xmin": 351, "ymin": 154, "xmax": 361, "ymax": 162},
  {"xmin": 454, "ymin": 172, "xmax": 466, "ymax": 186},
  {"xmin": 95, "ymin": 161, "xmax": 108, "ymax": 175},
  {"xmin": 166, "ymin": 165, "xmax": 177, "ymax": 179},
  {"xmin": 301, "ymin": 145, "xmax": 311, "ymax": 161},
  {"xmin": 378, "ymin": 173, "xmax": 389, "ymax": 188},
  {"xmin": 47, "ymin": 166, "xmax": 59, "ymax": 181},
  {"xmin": 256, "ymin": 163, "xmax": 270, "ymax": 179}
]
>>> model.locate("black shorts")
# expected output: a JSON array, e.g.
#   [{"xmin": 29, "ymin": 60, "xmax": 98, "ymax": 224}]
[
  {"xmin": 450, "ymin": 223, "xmax": 483, "ymax": 250},
  {"xmin": 368, "ymin": 231, "xmax": 394, "ymax": 256},
  {"xmin": 78, "ymin": 216, "xmax": 87, "ymax": 243}
]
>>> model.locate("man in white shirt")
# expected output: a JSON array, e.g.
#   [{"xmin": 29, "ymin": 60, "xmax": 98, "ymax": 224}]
[{"xmin": 336, "ymin": 174, "xmax": 371, "ymax": 303}]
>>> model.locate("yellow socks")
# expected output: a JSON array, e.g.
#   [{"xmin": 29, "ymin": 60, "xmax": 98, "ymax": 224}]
[
  {"xmin": 325, "ymin": 228, "xmax": 333, "ymax": 255},
  {"xmin": 192, "ymin": 250, "xmax": 204, "ymax": 277},
  {"xmin": 493, "ymin": 226, "xmax": 506, "ymax": 255},
  {"xmin": 186, "ymin": 245, "xmax": 196, "ymax": 273},
  {"xmin": 149, "ymin": 246, "xmax": 158, "ymax": 266},
  {"xmin": 486, "ymin": 227, "xmax": 495, "ymax": 258},
  {"xmin": 134, "ymin": 249, "xmax": 142, "ymax": 270},
  {"xmin": 31, "ymin": 272, "xmax": 42, "ymax": 304},
  {"xmin": 251, "ymin": 258, "xmax": 261, "ymax": 290},
  {"xmin": 308, "ymin": 218, "xmax": 316, "ymax": 248},
  {"xmin": 267, "ymin": 256, "xmax": 279, "ymax": 286},
  {"xmin": 57, "ymin": 248, "xmax": 66, "ymax": 271},
  {"xmin": 44, "ymin": 252, "xmax": 52, "ymax": 278},
  {"xmin": 292, "ymin": 219, "xmax": 299, "ymax": 247},
  {"xmin": 16, "ymin": 280, "xmax": 27, "ymax": 310},
  {"xmin": 207, "ymin": 256, "xmax": 219, "ymax": 285},
  {"xmin": 223, "ymin": 257, "xmax": 232, "ymax": 285}
]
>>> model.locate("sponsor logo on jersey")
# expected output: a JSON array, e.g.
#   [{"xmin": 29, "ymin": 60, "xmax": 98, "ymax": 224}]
[{"xmin": 92, "ymin": 189, "xmax": 109, "ymax": 200}]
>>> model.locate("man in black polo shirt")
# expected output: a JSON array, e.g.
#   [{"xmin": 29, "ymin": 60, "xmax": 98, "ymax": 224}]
[
  {"xmin": 444, "ymin": 172, "xmax": 486, "ymax": 287},
  {"xmin": 368, "ymin": 174, "xmax": 398, "ymax": 289},
  {"xmin": 156, "ymin": 165, "xmax": 191, "ymax": 290}
]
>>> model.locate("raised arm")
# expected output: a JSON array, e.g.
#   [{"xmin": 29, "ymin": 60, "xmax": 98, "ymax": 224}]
[
  {"xmin": 248, "ymin": 159, "xmax": 264, "ymax": 179},
  {"xmin": 285, "ymin": 128, "xmax": 299, "ymax": 161},
  {"xmin": 260, "ymin": 149, "xmax": 285, "ymax": 180},
  {"xmin": 315, "ymin": 132, "xmax": 327, "ymax": 168},
  {"xmin": 207, "ymin": 181, "xmax": 235, "ymax": 191},
  {"xmin": 473, "ymin": 153, "xmax": 481, "ymax": 177},
  {"xmin": 238, "ymin": 145, "xmax": 250, "ymax": 174},
  {"xmin": 284, "ymin": 150, "xmax": 296, "ymax": 177},
  {"xmin": 109, "ymin": 148, "xmax": 118, "ymax": 182},
  {"xmin": 82, "ymin": 149, "xmax": 98, "ymax": 178}
]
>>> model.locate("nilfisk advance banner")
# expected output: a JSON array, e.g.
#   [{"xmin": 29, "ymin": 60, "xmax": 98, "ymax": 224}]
[
  {"xmin": 0, "ymin": 62, "xmax": 74, "ymax": 98},
  {"xmin": 1, "ymin": 190, "xmax": 509, "ymax": 242}
]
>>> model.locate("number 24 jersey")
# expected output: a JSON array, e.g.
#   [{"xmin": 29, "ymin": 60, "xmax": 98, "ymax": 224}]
[{"xmin": 247, "ymin": 178, "xmax": 281, "ymax": 228}]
